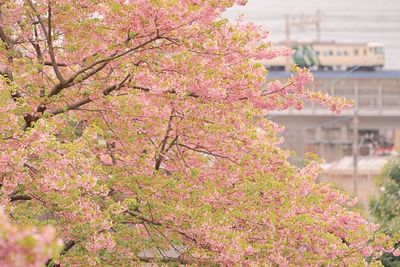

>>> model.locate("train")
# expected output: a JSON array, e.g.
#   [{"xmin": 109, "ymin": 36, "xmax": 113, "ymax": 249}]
[{"xmin": 262, "ymin": 42, "xmax": 385, "ymax": 71}]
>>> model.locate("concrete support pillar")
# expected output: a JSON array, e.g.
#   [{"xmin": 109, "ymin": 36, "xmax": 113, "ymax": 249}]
[
  {"xmin": 315, "ymin": 126, "xmax": 324, "ymax": 142},
  {"xmin": 340, "ymin": 125, "xmax": 349, "ymax": 159},
  {"xmin": 340, "ymin": 125, "xmax": 348, "ymax": 140},
  {"xmin": 394, "ymin": 129, "xmax": 400, "ymax": 152},
  {"xmin": 315, "ymin": 126, "xmax": 324, "ymax": 159}
]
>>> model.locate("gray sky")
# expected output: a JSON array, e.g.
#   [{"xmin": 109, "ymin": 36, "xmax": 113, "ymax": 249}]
[{"xmin": 224, "ymin": 0, "xmax": 400, "ymax": 69}]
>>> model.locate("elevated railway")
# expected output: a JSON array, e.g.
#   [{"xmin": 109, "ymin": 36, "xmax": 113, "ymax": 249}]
[{"xmin": 267, "ymin": 71, "xmax": 400, "ymax": 162}]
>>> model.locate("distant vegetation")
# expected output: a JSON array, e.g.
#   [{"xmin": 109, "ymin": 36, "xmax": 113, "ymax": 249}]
[{"xmin": 370, "ymin": 157, "xmax": 400, "ymax": 266}]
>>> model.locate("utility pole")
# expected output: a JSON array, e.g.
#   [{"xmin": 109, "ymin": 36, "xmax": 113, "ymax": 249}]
[
  {"xmin": 285, "ymin": 14, "xmax": 291, "ymax": 72},
  {"xmin": 285, "ymin": 10, "xmax": 321, "ymax": 42},
  {"xmin": 286, "ymin": 10, "xmax": 321, "ymax": 42},
  {"xmin": 352, "ymin": 109, "xmax": 359, "ymax": 196},
  {"xmin": 316, "ymin": 10, "xmax": 321, "ymax": 42},
  {"xmin": 284, "ymin": 10, "xmax": 322, "ymax": 71},
  {"xmin": 352, "ymin": 84, "xmax": 359, "ymax": 196}
]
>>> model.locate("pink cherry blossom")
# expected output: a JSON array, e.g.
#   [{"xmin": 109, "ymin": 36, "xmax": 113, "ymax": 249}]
[{"xmin": 0, "ymin": 0, "xmax": 395, "ymax": 266}]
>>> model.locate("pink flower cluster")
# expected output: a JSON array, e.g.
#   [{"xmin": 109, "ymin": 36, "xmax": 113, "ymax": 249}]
[{"xmin": 0, "ymin": 211, "xmax": 62, "ymax": 267}]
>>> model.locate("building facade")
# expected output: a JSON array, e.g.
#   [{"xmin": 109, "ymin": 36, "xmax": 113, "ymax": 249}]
[{"xmin": 268, "ymin": 71, "xmax": 400, "ymax": 163}]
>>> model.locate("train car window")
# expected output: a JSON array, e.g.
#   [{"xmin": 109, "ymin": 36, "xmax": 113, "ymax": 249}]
[
  {"xmin": 374, "ymin": 47, "xmax": 384, "ymax": 54},
  {"xmin": 364, "ymin": 49, "xmax": 367, "ymax": 55},
  {"xmin": 323, "ymin": 50, "xmax": 329, "ymax": 56},
  {"xmin": 295, "ymin": 50, "xmax": 303, "ymax": 57},
  {"xmin": 329, "ymin": 50, "xmax": 334, "ymax": 56},
  {"xmin": 354, "ymin": 49, "xmax": 359, "ymax": 56},
  {"xmin": 337, "ymin": 50, "xmax": 342, "ymax": 56},
  {"xmin": 316, "ymin": 50, "xmax": 320, "ymax": 56},
  {"xmin": 344, "ymin": 50, "xmax": 349, "ymax": 56}
]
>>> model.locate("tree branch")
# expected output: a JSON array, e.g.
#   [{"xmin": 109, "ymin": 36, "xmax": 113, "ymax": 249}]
[
  {"xmin": 48, "ymin": 35, "xmax": 159, "ymax": 97},
  {"xmin": 103, "ymin": 74, "xmax": 131, "ymax": 96},
  {"xmin": 0, "ymin": 4, "xmax": 13, "ymax": 49},
  {"xmin": 9, "ymin": 194, "xmax": 32, "ymax": 202},
  {"xmin": 137, "ymin": 255, "xmax": 190, "ymax": 264},
  {"xmin": 155, "ymin": 109, "xmax": 174, "ymax": 170},
  {"xmin": 177, "ymin": 143, "xmax": 239, "ymax": 165},
  {"xmin": 262, "ymin": 81, "xmax": 295, "ymax": 96},
  {"xmin": 126, "ymin": 210, "xmax": 162, "ymax": 226},
  {"xmin": 49, "ymin": 97, "xmax": 91, "ymax": 115},
  {"xmin": 24, "ymin": 74, "xmax": 132, "ymax": 129},
  {"xmin": 44, "ymin": 61, "xmax": 67, "ymax": 67},
  {"xmin": 0, "ymin": 4, "xmax": 14, "ymax": 81},
  {"xmin": 26, "ymin": 0, "xmax": 65, "ymax": 82},
  {"xmin": 46, "ymin": 240, "xmax": 77, "ymax": 267}
]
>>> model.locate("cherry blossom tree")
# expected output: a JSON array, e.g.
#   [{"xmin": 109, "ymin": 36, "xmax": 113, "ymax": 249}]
[
  {"xmin": 0, "ymin": 0, "xmax": 393, "ymax": 266},
  {"xmin": 0, "ymin": 210, "xmax": 62, "ymax": 267}
]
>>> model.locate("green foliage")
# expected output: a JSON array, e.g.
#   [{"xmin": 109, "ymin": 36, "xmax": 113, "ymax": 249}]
[{"xmin": 370, "ymin": 157, "xmax": 400, "ymax": 266}]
